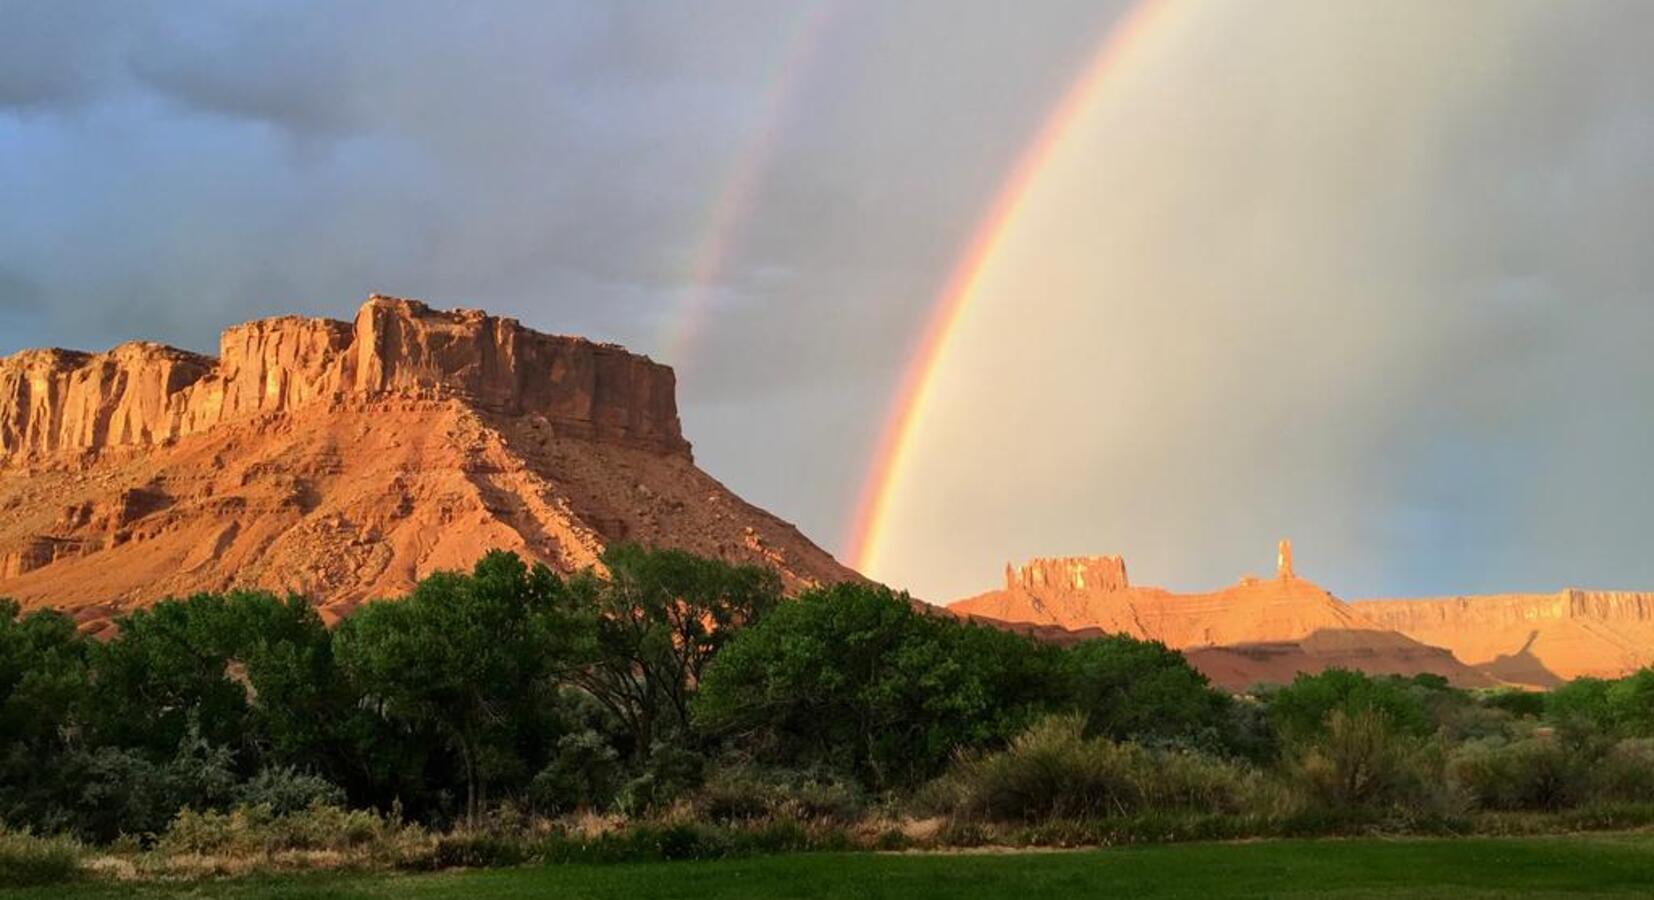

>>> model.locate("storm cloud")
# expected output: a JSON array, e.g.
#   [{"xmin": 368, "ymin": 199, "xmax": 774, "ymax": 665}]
[{"xmin": 3, "ymin": 1, "xmax": 1653, "ymax": 601}]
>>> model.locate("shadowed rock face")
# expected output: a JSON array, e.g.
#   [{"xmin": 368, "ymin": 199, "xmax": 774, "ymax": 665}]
[
  {"xmin": 0, "ymin": 296, "xmax": 689, "ymax": 461},
  {"xmin": 1355, "ymin": 591, "xmax": 1654, "ymax": 685},
  {"xmin": 0, "ymin": 297, "xmax": 855, "ymax": 628}
]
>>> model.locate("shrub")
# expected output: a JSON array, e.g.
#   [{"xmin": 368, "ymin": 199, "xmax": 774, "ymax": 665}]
[
  {"xmin": 1447, "ymin": 736, "xmax": 1583, "ymax": 811},
  {"xmin": 693, "ymin": 772, "xmax": 774, "ymax": 823},
  {"xmin": 158, "ymin": 802, "xmax": 402, "ymax": 856},
  {"xmin": 1268, "ymin": 670, "xmax": 1431, "ymax": 746},
  {"xmin": 1433, "ymin": 702, "xmax": 1518, "ymax": 743},
  {"xmin": 59, "ymin": 731, "xmax": 239, "ymax": 841},
  {"xmin": 0, "ymin": 829, "xmax": 81, "ymax": 887},
  {"xmin": 615, "ymin": 743, "xmax": 706, "ymax": 816},
  {"xmin": 1287, "ymin": 708, "xmax": 1435, "ymax": 811},
  {"xmin": 929, "ymin": 714, "xmax": 1252, "ymax": 823},
  {"xmin": 688, "ymin": 766, "xmax": 867, "ymax": 825},
  {"xmin": 774, "ymin": 776, "xmax": 866, "ymax": 825},
  {"xmin": 1547, "ymin": 677, "xmax": 1614, "ymax": 741},
  {"xmin": 1605, "ymin": 670, "xmax": 1654, "ymax": 737},
  {"xmin": 427, "ymin": 831, "xmax": 529, "ymax": 869},
  {"xmin": 528, "ymin": 731, "xmax": 621, "ymax": 814},
  {"xmin": 1141, "ymin": 748, "xmax": 1257, "ymax": 811},
  {"xmin": 536, "ymin": 821, "xmax": 804, "ymax": 863},
  {"xmin": 1590, "ymin": 738, "xmax": 1654, "ymax": 803},
  {"xmin": 1481, "ymin": 689, "xmax": 1546, "ymax": 719},
  {"xmin": 1217, "ymin": 696, "xmax": 1281, "ymax": 764},
  {"xmin": 234, "ymin": 767, "xmax": 346, "ymax": 816}
]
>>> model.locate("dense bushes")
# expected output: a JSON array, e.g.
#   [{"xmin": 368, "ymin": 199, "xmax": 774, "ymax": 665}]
[
  {"xmin": 1288, "ymin": 709, "xmax": 1438, "ymax": 811},
  {"xmin": 335, "ymin": 551, "xmax": 571, "ymax": 824},
  {"xmin": 1448, "ymin": 737, "xmax": 1579, "ymax": 811},
  {"xmin": 10, "ymin": 546, "xmax": 1654, "ymax": 878},
  {"xmin": 924, "ymin": 714, "xmax": 1254, "ymax": 822},
  {"xmin": 1593, "ymin": 738, "xmax": 1654, "ymax": 801},
  {"xmin": 691, "ymin": 582, "xmax": 1240, "ymax": 788},
  {"xmin": 158, "ymin": 803, "xmax": 403, "ymax": 856},
  {"xmin": 0, "ymin": 547, "xmax": 784, "ymax": 840},
  {"xmin": 0, "ymin": 829, "xmax": 82, "ymax": 887},
  {"xmin": 1265, "ymin": 669, "xmax": 1434, "ymax": 744},
  {"xmin": 1062, "ymin": 637, "xmax": 1232, "ymax": 746},
  {"xmin": 692, "ymin": 583, "xmax": 1067, "ymax": 787}
]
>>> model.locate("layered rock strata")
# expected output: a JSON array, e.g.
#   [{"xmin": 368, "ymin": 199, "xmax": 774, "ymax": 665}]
[
  {"xmin": 1356, "ymin": 590, "xmax": 1654, "ymax": 686},
  {"xmin": 0, "ymin": 295, "xmax": 688, "ymax": 461},
  {"xmin": 0, "ymin": 297, "xmax": 856, "ymax": 627},
  {"xmin": 951, "ymin": 545, "xmax": 1492, "ymax": 689}
]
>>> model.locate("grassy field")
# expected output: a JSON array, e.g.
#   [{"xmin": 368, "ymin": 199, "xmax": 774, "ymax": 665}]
[{"xmin": 6, "ymin": 834, "xmax": 1654, "ymax": 899}]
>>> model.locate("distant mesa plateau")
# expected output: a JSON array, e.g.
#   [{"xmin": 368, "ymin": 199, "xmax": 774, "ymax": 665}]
[
  {"xmin": 0, "ymin": 295, "xmax": 858, "ymax": 631},
  {"xmin": 949, "ymin": 540, "xmax": 1654, "ymax": 690}
]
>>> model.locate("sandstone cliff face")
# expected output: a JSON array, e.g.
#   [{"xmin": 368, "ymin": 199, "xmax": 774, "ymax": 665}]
[
  {"xmin": 1004, "ymin": 556, "xmax": 1129, "ymax": 593},
  {"xmin": 952, "ymin": 547, "xmax": 1492, "ymax": 689},
  {"xmin": 955, "ymin": 544, "xmax": 1654, "ymax": 688},
  {"xmin": 1356, "ymin": 590, "xmax": 1654, "ymax": 685},
  {"xmin": 0, "ymin": 345, "xmax": 215, "ymax": 458},
  {"xmin": 0, "ymin": 297, "xmax": 854, "ymax": 626},
  {"xmin": 0, "ymin": 296, "xmax": 688, "ymax": 463}
]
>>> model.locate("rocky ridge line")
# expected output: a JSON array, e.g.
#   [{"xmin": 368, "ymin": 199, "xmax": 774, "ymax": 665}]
[{"xmin": 0, "ymin": 295, "xmax": 688, "ymax": 463}]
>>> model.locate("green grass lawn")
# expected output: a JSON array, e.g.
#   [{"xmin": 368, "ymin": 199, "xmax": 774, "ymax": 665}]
[{"xmin": 8, "ymin": 834, "xmax": 1654, "ymax": 899}]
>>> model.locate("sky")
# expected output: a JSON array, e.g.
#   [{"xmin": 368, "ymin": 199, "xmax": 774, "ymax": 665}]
[{"xmin": 3, "ymin": 1, "xmax": 1653, "ymax": 602}]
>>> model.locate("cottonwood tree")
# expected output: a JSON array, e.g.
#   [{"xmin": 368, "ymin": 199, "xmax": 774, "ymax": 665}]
[
  {"xmin": 335, "ymin": 551, "xmax": 566, "ymax": 825},
  {"xmin": 693, "ymin": 582, "xmax": 1064, "ymax": 788},
  {"xmin": 559, "ymin": 545, "xmax": 781, "ymax": 761}
]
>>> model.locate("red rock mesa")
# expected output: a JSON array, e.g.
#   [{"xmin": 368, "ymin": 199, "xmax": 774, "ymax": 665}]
[
  {"xmin": 952, "ymin": 543, "xmax": 1494, "ymax": 689},
  {"xmin": 1354, "ymin": 590, "xmax": 1654, "ymax": 688},
  {"xmin": 0, "ymin": 296, "xmax": 858, "ymax": 630}
]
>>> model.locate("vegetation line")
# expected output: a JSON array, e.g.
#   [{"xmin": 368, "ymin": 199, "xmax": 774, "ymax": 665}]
[{"xmin": 4, "ymin": 546, "xmax": 1654, "ymax": 886}]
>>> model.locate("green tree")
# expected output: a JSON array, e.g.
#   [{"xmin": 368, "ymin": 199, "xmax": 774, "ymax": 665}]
[
  {"xmin": 1481, "ymin": 688, "xmax": 1546, "ymax": 720},
  {"xmin": 1062, "ymin": 635, "xmax": 1231, "ymax": 746},
  {"xmin": 694, "ymin": 582, "xmax": 1062, "ymax": 788},
  {"xmin": 219, "ymin": 595, "xmax": 352, "ymax": 770},
  {"xmin": 88, "ymin": 593, "xmax": 258, "ymax": 757},
  {"xmin": 0, "ymin": 600, "xmax": 86, "ymax": 748},
  {"xmin": 334, "ymin": 551, "xmax": 566, "ymax": 825},
  {"xmin": 0, "ymin": 600, "xmax": 91, "ymax": 828},
  {"xmin": 1547, "ymin": 676, "xmax": 1615, "ymax": 742},
  {"xmin": 87, "ymin": 590, "xmax": 350, "ymax": 768},
  {"xmin": 560, "ymin": 545, "xmax": 781, "ymax": 759},
  {"xmin": 1265, "ymin": 669, "xmax": 1430, "ymax": 746},
  {"xmin": 1604, "ymin": 669, "xmax": 1654, "ymax": 737}
]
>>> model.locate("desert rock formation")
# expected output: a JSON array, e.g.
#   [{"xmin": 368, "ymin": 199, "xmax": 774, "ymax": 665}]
[
  {"xmin": 1, "ymin": 296, "xmax": 686, "ymax": 460},
  {"xmin": 951, "ymin": 545, "xmax": 1492, "ymax": 689},
  {"xmin": 1355, "ymin": 591, "xmax": 1654, "ymax": 687},
  {"xmin": 0, "ymin": 296, "xmax": 857, "ymax": 629}
]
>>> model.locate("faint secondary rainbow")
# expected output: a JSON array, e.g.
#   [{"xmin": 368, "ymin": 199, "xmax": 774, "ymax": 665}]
[
  {"xmin": 661, "ymin": 3, "xmax": 836, "ymax": 373},
  {"xmin": 844, "ymin": 0, "xmax": 1184, "ymax": 578}
]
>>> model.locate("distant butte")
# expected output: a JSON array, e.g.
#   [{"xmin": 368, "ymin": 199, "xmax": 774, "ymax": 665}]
[
  {"xmin": 0, "ymin": 296, "xmax": 859, "ymax": 630},
  {"xmin": 951, "ymin": 542, "xmax": 1654, "ymax": 689}
]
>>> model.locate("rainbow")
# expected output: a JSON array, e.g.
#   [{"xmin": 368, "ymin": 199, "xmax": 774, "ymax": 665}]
[
  {"xmin": 843, "ymin": 0, "xmax": 1182, "ymax": 577},
  {"xmin": 662, "ymin": 3, "xmax": 837, "ymax": 373}
]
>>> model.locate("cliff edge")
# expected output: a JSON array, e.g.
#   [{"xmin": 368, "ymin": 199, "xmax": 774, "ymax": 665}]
[
  {"xmin": 0, "ymin": 297, "xmax": 857, "ymax": 626},
  {"xmin": 0, "ymin": 296, "xmax": 688, "ymax": 462}
]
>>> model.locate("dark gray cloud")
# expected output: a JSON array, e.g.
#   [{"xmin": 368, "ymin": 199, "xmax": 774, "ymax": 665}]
[
  {"xmin": 0, "ymin": 0, "xmax": 149, "ymax": 110},
  {"xmin": 4, "ymin": 1, "xmax": 1650, "ymax": 601},
  {"xmin": 0, "ymin": 0, "xmax": 1118, "ymax": 565}
]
